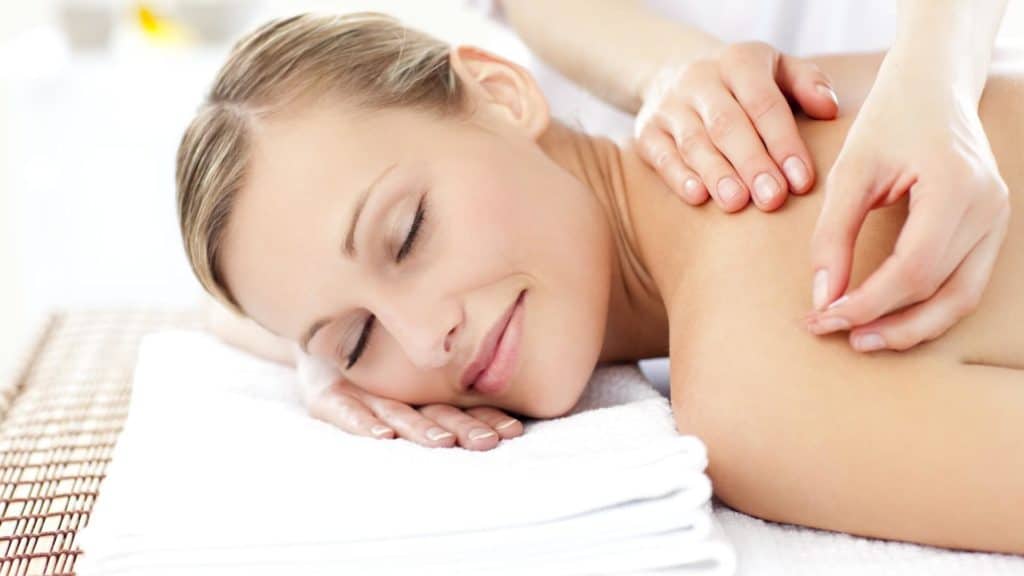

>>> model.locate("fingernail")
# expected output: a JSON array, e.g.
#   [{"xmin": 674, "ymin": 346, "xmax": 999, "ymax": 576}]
[
  {"xmin": 717, "ymin": 177, "xmax": 741, "ymax": 204},
  {"xmin": 469, "ymin": 428, "xmax": 497, "ymax": 441},
  {"xmin": 494, "ymin": 418, "xmax": 519, "ymax": 430},
  {"xmin": 816, "ymin": 83, "xmax": 838, "ymax": 107},
  {"xmin": 426, "ymin": 427, "xmax": 454, "ymax": 441},
  {"xmin": 813, "ymin": 268, "xmax": 829, "ymax": 310},
  {"xmin": 852, "ymin": 332, "xmax": 886, "ymax": 352},
  {"xmin": 826, "ymin": 294, "xmax": 849, "ymax": 311},
  {"xmin": 683, "ymin": 177, "xmax": 702, "ymax": 201},
  {"xmin": 371, "ymin": 425, "xmax": 395, "ymax": 437},
  {"xmin": 813, "ymin": 316, "xmax": 850, "ymax": 334},
  {"xmin": 783, "ymin": 156, "xmax": 809, "ymax": 191},
  {"xmin": 753, "ymin": 173, "xmax": 779, "ymax": 205}
]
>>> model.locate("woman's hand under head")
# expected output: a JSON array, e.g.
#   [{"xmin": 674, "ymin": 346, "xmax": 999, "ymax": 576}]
[
  {"xmin": 293, "ymin": 346, "xmax": 526, "ymax": 450},
  {"xmin": 635, "ymin": 41, "xmax": 839, "ymax": 211},
  {"xmin": 217, "ymin": 45, "xmax": 632, "ymax": 423},
  {"xmin": 202, "ymin": 291, "xmax": 525, "ymax": 449}
]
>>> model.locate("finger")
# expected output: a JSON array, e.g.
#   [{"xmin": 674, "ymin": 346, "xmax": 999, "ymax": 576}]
[
  {"xmin": 306, "ymin": 383, "xmax": 398, "ymax": 440},
  {"xmin": 359, "ymin": 396, "xmax": 458, "ymax": 448},
  {"xmin": 845, "ymin": 210, "xmax": 1007, "ymax": 352},
  {"xmin": 465, "ymin": 406, "xmax": 524, "ymax": 439},
  {"xmin": 660, "ymin": 107, "xmax": 749, "ymax": 212},
  {"xmin": 637, "ymin": 123, "xmax": 709, "ymax": 205},
  {"xmin": 723, "ymin": 63, "xmax": 815, "ymax": 195},
  {"xmin": 777, "ymin": 54, "xmax": 838, "ymax": 120},
  {"xmin": 808, "ymin": 163, "xmax": 876, "ymax": 311},
  {"xmin": 811, "ymin": 189, "xmax": 970, "ymax": 331},
  {"xmin": 692, "ymin": 84, "xmax": 787, "ymax": 211},
  {"xmin": 419, "ymin": 404, "xmax": 502, "ymax": 451}
]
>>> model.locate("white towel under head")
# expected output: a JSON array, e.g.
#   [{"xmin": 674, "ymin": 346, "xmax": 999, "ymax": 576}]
[{"xmin": 76, "ymin": 330, "xmax": 736, "ymax": 576}]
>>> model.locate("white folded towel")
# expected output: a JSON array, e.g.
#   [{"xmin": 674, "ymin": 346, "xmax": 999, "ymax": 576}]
[{"xmin": 76, "ymin": 330, "xmax": 736, "ymax": 576}]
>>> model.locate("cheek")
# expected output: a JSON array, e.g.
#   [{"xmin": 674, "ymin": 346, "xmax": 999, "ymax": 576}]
[
  {"xmin": 464, "ymin": 167, "xmax": 613, "ymax": 418},
  {"xmin": 352, "ymin": 336, "xmax": 446, "ymax": 404},
  {"xmin": 435, "ymin": 178, "xmax": 527, "ymax": 276}
]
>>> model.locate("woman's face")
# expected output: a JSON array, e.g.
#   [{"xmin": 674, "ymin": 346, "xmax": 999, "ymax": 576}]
[{"xmin": 220, "ymin": 63, "xmax": 615, "ymax": 418}]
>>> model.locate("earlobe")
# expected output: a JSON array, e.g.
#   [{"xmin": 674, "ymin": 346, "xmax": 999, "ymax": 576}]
[{"xmin": 448, "ymin": 45, "xmax": 549, "ymax": 140}]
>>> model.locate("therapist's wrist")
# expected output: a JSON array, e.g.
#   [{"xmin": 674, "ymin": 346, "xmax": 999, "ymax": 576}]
[
  {"xmin": 890, "ymin": 10, "xmax": 994, "ymax": 105},
  {"xmin": 878, "ymin": 40, "xmax": 985, "ymax": 109}
]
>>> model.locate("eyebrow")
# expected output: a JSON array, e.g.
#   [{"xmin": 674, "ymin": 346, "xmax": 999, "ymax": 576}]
[{"xmin": 299, "ymin": 162, "xmax": 398, "ymax": 355}]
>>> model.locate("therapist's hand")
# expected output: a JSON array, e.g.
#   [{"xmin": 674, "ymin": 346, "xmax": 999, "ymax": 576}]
[
  {"xmin": 805, "ymin": 49, "xmax": 1010, "ymax": 352},
  {"xmin": 635, "ymin": 41, "xmax": 839, "ymax": 212},
  {"xmin": 294, "ymin": 349, "xmax": 524, "ymax": 450}
]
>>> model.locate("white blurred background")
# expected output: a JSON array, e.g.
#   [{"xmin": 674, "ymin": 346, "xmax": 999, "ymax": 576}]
[{"xmin": 0, "ymin": 1, "xmax": 1021, "ymax": 378}]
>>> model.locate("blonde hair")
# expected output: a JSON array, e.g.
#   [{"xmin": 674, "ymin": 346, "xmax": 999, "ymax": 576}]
[{"xmin": 176, "ymin": 12, "xmax": 463, "ymax": 315}]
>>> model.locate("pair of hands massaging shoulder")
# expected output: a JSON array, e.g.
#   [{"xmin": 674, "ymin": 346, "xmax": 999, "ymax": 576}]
[{"xmin": 297, "ymin": 41, "xmax": 1011, "ymax": 451}]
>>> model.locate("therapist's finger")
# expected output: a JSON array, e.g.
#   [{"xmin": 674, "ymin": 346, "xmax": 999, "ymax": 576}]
[
  {"xmin": 845, "ymin": 211, "xmax": 1007, "ymax": 352},
  {"xmin": 637, "ymin": 122, "xmax": 709, "ymax": 204},
  {"xmin": 724, "ymin": 57, "xmax": 815, "ymax": 195},
  {"xmin": 809, "ymin": 163, "xmax": 875, "ymax": 311},
  {"xmin": 306, "ymin": 383, "xmax": 398, "ymax": 440},
  {"xmin": 809, "ymin": 187, "xmax": 968, "ymax": 332},
  {"xmin": 776, "ymin": 54, "xmax": 839, "ymax": 121},
  {"xmin": 663, "ymin": 107, "xmax": 749, "ymax": 212},
  {"xmin": 693, "ymin": 84, "xmax": 787, "ymax": 211}
]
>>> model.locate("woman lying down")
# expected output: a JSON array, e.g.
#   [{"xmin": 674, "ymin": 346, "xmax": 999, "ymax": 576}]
[{"xmin": 176, "ymin": 13, "xmax": 1024, "ymax": 555}]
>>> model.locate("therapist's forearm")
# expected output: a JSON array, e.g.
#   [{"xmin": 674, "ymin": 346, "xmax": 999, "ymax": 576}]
[
  {"xmin": 891, "ymin": 0, "xmax": 1008, "ymax": 104},
  {"xmin": 501, "ymin": 0, "xmax": 722, "ymax": 113}
]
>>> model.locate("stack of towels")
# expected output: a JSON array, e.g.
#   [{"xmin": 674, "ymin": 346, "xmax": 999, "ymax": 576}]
[{"xmin": 76, "ymin": 330, "xmax": 736, "ymax": 575}]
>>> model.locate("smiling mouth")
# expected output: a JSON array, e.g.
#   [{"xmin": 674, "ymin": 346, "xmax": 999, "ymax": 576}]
[
  {"xmin": 467, "ymin": 289, "xmax": 526, "ymax": 395},
  {"xmin": 462, "ymin": 291, "xmax": 522, "ymax": 392}
]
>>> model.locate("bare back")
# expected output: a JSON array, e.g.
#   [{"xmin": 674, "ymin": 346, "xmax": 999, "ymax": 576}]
[{"xmin": 624, "ymin": 50, "xmax": 1024, "ymax": 553}]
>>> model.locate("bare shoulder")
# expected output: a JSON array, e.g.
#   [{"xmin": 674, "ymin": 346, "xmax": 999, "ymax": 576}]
[
  {"xmin": 669, "ymin": 278, "xmax": 1024, "ymax": 552},
  {"xmin": 663, "ymin": 48, "xmax": 1024, "ymax": 553},
  {"xmin": 668, "ymin": 270, "xmax": 1024, "ymax": 553}
]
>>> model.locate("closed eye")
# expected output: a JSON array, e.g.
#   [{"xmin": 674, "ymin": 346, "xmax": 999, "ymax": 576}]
[
  {"xmin": 342, "ymin": 195, "xmax": 429, "ymax": 369},
  {"xmin": 396, "ymin": 195, "xmax": 427, "ymax": 262}
]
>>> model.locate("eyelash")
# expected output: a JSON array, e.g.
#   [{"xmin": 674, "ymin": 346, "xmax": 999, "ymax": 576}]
[{"xmin": 340, "ymin": 195, "xmax": 429, "ymax": 370}]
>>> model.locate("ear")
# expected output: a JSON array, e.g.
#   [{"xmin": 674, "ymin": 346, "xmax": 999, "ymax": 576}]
[{"xmin": 448, "ymin": 45, "xmax": 550, "ymax": 140}]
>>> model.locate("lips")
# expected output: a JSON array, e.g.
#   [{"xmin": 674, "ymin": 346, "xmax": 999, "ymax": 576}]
[{"xmin": 460, "ymin": 290, "xmax": 525, "ymax": 391}]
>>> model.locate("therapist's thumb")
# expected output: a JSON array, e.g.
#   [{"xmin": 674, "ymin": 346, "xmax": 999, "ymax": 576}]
[
  {"xmin": 809, "ymin": 165, "xmax": 872, "ymax": 311},
  {"xmin": 777, "ymin": 54, "xmax": 839, "ymax": 120}
]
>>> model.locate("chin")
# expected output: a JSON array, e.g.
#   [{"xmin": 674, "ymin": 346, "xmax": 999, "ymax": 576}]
[{"xmin": 517, "ymin": 364, "xmax": 596, "ymax": 420}]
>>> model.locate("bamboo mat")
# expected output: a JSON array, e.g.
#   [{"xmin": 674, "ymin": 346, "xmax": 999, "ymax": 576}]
[{"xmin": 0, "ymin": 308, "xmax": 204, "ymax": 576}]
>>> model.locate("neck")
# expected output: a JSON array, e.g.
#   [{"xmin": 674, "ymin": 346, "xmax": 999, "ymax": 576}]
[{"xmin": 537, "ymin": 121, "xmax": 670, "ymax": 364}]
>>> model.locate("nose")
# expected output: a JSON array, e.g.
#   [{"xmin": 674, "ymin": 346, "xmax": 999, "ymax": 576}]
[{"xmin": 375, "ymin": 291, "xmax": 461, "ymax": 370}]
